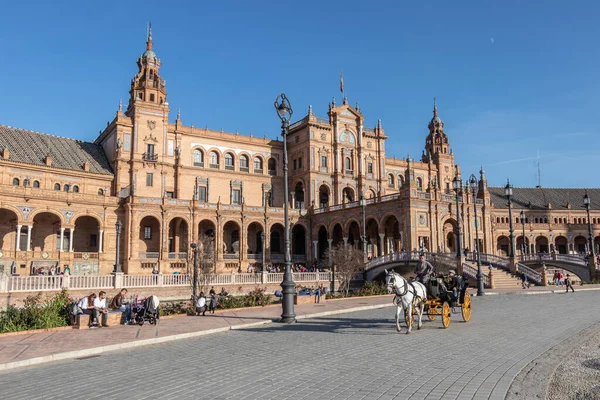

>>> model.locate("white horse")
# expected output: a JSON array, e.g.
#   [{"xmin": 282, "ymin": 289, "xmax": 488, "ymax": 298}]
[{"xmin": 385, "ymin": 269, "xmax": 427, "ymax": 334}]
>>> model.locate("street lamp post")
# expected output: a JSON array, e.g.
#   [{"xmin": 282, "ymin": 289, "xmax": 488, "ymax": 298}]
[
  {"xmin": 114, "ymin": 220, "xmax": 122, "ymax": 273},
  {"xmin": 520, "ymin": 210, "xmax": 527, "ymax": 258},
  {"xmin": 261, "ymin": 231, "xmax": 266, "ymax": 272},
  {"xmin": 274, "ymin": 93, "xmax": 296, "ymax": 323},
  {"xmin": 469, "ymin": 174, "xmax": 484, "ymax": 296},
  {"xmin": 584, "ymin": 191, "xmax": 597, "ymax": 269},
  {"xmin": 505, "ymin": 180, "xmax": 515, "ymax": 261},
  {"xmin": 360, "ymin": 190, "xmax": 367, "ymax": 262},
  {"xmin": 190, "ymin": 242, "xmax": 198, "ymax": 302},
  {"xmin": 452, "ymin": 175, "xmax": 463, "ymax": 258}
]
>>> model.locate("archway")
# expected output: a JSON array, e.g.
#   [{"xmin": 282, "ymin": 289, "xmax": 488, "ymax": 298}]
[
  {"xmin": 496, "ymin": 236, "xmax": 509, "ymax": 256},
  {"xmin": 383, "ymin": 215, "xmax": 401, "ymax": 254},
  {"xmin": 294, "ymin": 182, "xmax": 305, "ymax": 209},
  {"xmin": 318, "ymin": 185, "xmax": 330, "ymax": 208},
  {"xmin": 247, "ymin": 222, "xmax": 264, "ymax": 256},
  {"xmin": 332, "ymin": 223, "xmax": 343, "ymax": 247},
  {"xmin": 366, "ymin": 218, "xmax": 379, "ymax": 258},
  {"xmin": 198, "ymin": 219, "xmax": 216, "ymax": 239},
  {"xmin": 317, "ymin": 226, "xmax": 328, "ymax": 260},
  {"xmin": 595, "ymin": 236, "xmax": 600, "ymax": 254},
  {"xmin": 73, "ymin": 216, "xmax": 101, "ymax": 253},
  {"xmin": 348, "ymin": 221, "xmax": 360, "ymax": 248},
  {"xmin": 32, "ymin": 212, "xmax": 63, "ymax": 253},
  {"xmin": 555, "ymin": 236, "xmax": 568, "ymax": 254},
  {"xmin": 223, "ymin": 221, "xmax": 241, "ymax": 255},
  {"xmin": 291, "ymin": 224, "xmax": 306, "ymax": 257},
  {"xmin": 443, "ymin": 219, "xmax": 457, "ymax": 254},
  {"xmin": 535, "ymin": 236, "xmax": 549, "ymax": 253},
  {"xmin": 270, "ymin": 223, "xmax": 284, "ymax": 255},
  {"xmin": 516, "ymin": 235, "xmax": 528, "ymax": 256},
  {"xmin": 574, "ymin": 235, "xmax": 587, "ymax": 254},
  {"xmin": 168, "ymin": 218, "xmax": 188, "ymax": 254},
  {"xmin": 342, "ymin": 187, "xmax": 355, "ymax": 203},
  {"xmin": 139, "ymin": 216, "xmax": 161, "ymax": 257},
  {"xmin": 0, "ymin": 208, "xmax": 19, "ymax": 252}
]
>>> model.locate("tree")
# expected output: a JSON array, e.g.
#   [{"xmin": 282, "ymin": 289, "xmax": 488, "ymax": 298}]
[
  {"xmin": 323, "ymin": 244, "xmax": 365, "ymax": 296},
  {"xmin": 190, "ymin": 234, "xmax": 216, "ymax": 301}
]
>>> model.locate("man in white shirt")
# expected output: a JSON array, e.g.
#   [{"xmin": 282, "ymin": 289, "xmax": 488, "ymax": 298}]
[
  {"xmin": 195, "ymin": 292, "xmax": 207, "ymax": 316},
  {"xmin": 94, "ymin": 291, "xmax": 109, "ymax": 327}
]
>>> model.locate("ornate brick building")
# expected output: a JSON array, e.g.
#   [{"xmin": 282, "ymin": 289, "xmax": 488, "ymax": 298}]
[{"xmin": 0, "ymin": 30, "xmax": 598, "ymax": 276}]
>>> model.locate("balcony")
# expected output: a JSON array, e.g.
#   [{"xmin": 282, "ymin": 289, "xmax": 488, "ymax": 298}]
[
  {"xmin": 168, "ymin": 252, "xmax": 187, "ymax": 260},
  {"xmin": 139, "ymin": 252, "xmax": 159, "ymax": 259},
  {"xmin": 225, "ymin": 165, "xmax": 234, "ymax": 171},
  {"xmin": 143, "ymin": 152, "xmax": 158, "ymax": 162},
  {"xmin": 223, "ymin": 253, "xmax": 239, "ymax": 260},
  {"xmin": 254, "ymin": 168, "xmax": 263, "ymax": 174},
  {"xmin": 209, "ymin": 164, "xmax": 219, "ymax": 169},
  {"xmin": 193, "ymin": 162, "xmax": 204, "ymax": 168},
  {"xmin": 268, "ymin": 169, "xmax": 276, "ymax": 176},
  {"xmin": 240, "ymin": 167, "xmax": 249, "ymax": 173}
]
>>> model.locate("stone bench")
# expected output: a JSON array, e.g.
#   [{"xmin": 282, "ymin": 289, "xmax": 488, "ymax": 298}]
[
  {"xmin": 72, "ymin": 311, "xmax": 124, "ymax": 329},
  {"xmin": 294, "ymin": 294, "xmax": 326, "ymax": 305}
]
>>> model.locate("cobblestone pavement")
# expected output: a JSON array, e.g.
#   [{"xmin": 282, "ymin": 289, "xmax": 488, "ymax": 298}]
[{"xmin": 0, "ymin": 292, "xmax": 598, "ymax": 400}]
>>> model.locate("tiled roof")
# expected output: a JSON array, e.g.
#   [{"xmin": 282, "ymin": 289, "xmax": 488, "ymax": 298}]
[
  {"xmin": 488, "ymin": 187, "xmax": 600, "ymax": 211},
  {"xmin": 0, "ymin": 125, "xmax": 113, "ymax": 175}
]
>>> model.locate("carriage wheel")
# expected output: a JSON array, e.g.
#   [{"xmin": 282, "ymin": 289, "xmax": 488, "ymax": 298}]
[
  {"xmin": 441, "ymin": 302, "xmax": 451, "ymax": 329},
  {"xmin": 404, "ymin": 310, "xmax": 415, "ymax": 327},
  {"xmin": 428, "ymin": 306, "xmax": 439, "ymax": 321},
  {"xmin": 461, "ymin": 292, "xmax": 472, "ymax": 322}
]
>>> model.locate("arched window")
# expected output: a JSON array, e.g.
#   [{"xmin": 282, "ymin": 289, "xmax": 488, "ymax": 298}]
[
  {"xmin": 398, "ymin": 175, "xmax": 404, "ymax": 188},
  {"xmin": 268, "ymin": 158, "xmax": 276, "ymax": 175},
  {"xmin": 193, "ymin": 149, "xmax": 204, "ymax": 167},
  {"xmin": 63, "ymin": 184, "xmax": 70, "ymax": 192},
  {"xmin": 225, "ymin": 153, "xmax": 234, "ymax": 170},
  {"xmin": 496, "ymin": 217, "xmax": 500, "ymax": 223},
  {"xmin": 239, "ymin": 155, "xmax": 249, "ymax": 171},
  {"xmin": 98, "ymin": 188, "xmax": 104, "ymax": 195},
  {"xmin": 554, "ymin": 218, "xmax": 557, "ymax": 224},
  {"xmin": 388, "ymin": 174, "xmax": 394, "ymax": 188},
  {"xmin": 209, "ymin": 151, "xmax": 219, "ymax": 168},
  {"xmin": 344, "ymin": 157, "xmax": 351, "ymax": 172},
  {"xmin": 54, "ymin": 183, "xmax": 61, "ymax": 191},
  {"xmin": 12, "ymin": 178, "xmax": 19, "ymax": 186},
  {"xmin": 33, "ymin": 180, "xmax": 40, "ymax": 188},
  {"xmin": 535, "ymin": 218, "xmax": 539, "ymax": 223},
  {"xmin": 254, "ymin": 157, "xmax": 263, "ymax": 173},
  {"xmin": 72, "ymin": 185, "xmax": 79, "ymax": 193},
  {"xmin": 416, "ymin": 177, "xmax": 423, "ymax": 191}
]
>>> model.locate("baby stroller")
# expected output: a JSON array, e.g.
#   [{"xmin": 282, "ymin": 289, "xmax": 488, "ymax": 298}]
[{"xmin": 133, "ymin": 295, "xmax": 160, "ymax": 326}]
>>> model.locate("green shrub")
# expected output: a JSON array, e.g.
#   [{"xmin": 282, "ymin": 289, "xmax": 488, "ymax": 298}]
[
  {"xmin": 0, "ymin": 289, "xmax": 72, "ymax": 334},
  {"xmin": 218, "ymin": 287, "xmax": 273, "ymax": 309},
  {"xmin": 159, "ymin": 301, "xmax": 194, "ymax": 316}
]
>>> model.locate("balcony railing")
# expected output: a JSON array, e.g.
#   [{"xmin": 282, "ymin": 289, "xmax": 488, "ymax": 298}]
[
  {"xmin": 168, "ymin": 252, "xmax": 187, "ymax": 260},
  {"xmin": 223, "ymin": 253, "xmax": 240, "ymax": 260},
  {"xmin": 139, "ymin": 252, "xmax": 160, "ymax": 259},
  {"xmin": 194, "ymin": 162, "xmax": 204, "ymax": 168},
  {"xmin": 209, "ymin": 164, "xmax": 219, "ymax": 169},
  {"xmin": 225, "ymin": 165, "xmax": 234, "ymax": 171},
  {"xmin": 143, "ymin": 152, "xmax": 158, "ymax": 162},
  {"xmin": 240, "ymin": 167, "xmax": 249, "ymax": 173},
  {"xmin": 254, "ymin": 168, "xmax": 263, "ymax": 174},
  {"xmin": 268, "ymin": 169, "xmax": 276, "ymax": 176}
]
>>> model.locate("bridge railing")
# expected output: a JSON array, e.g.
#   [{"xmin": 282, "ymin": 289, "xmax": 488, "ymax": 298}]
[
  {"xmin": 462, "ymin": 263, "xmax": 490, "ymax": 287},
  {"xmin": 479, "ymin": 253, "xmax": 510, "ymax": 271},
  {"xmin": 554, "ymin": 254, "xmax": 588, "ymax": 266},
  {"xmin": 515, "ymin": 263, "xmax": 542, "ymax": 285}
]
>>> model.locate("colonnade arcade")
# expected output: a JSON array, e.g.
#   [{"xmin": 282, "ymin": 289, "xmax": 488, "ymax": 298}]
[{"xmin": 496, "ymin": 234, "xmax": 600, "ymax": 256}]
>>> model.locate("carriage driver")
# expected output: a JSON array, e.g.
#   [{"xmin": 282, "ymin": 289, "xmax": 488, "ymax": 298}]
[
  {"xmin": 414, "ymin": 255, "xmax": 434, "ymax": 283},
  {"xmin": 445, "ymin": 270, "xmax": 460, "ymax": 301}
]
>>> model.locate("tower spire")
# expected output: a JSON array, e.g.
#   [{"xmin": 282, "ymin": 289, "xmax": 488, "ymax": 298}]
[
  {"xmin": 146, "ymin": 22, "xmax": 153, "ymax": 51},
  {"xmin": 433, "ymin": 97, "xmax": 437, "ymax": 117}
]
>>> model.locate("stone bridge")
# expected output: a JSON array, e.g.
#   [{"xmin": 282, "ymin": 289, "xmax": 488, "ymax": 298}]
[{"xmin": 519, "ymin": 253, "xmax": 591, "ymax": 282}]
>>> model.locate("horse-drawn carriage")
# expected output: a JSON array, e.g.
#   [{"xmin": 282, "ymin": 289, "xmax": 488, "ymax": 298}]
[{"xmin": 385, "ymin": 269, "xmax": 472, "ymax": 333}]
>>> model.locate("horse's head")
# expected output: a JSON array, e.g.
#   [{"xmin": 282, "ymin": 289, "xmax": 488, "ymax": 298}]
[{"xmin": 384, "ymin": 269, "xmax": 396, "ymax": 294}]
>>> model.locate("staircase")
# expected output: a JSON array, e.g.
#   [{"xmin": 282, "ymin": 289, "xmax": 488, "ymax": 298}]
[{"xmin": 490, "ymin": 266, "xmax": 522, "ymax": 289}]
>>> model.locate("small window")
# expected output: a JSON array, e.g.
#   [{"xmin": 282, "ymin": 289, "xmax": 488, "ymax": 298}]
[
  {"xmin": 166, "ymin": 191, "xmax": 174, "ymax": 198},
  {"xmin": 240, "ymin": 155, "xmax": 249, "ymax": 170},
  {"xmin": 225, "ymin": 153, "xmax": 234, "ymax": 168},
  {"xmin": 12, "ymin": 178, "xmax": 19, "ymax": 186},
  {"xmin": 210, "ymin": 151, "xmax": 219, "ymax": 167},
  {"xmin": 144, "ymin": 226, "xmax": 152, "ymax": 240},
  {"xmin": 54, "ymin": 183, "xmax": 61, "ymax": 191},
  {"xmin": 64, "ymin": 184, "xmax": 70, "ymax": 192},
  {"xmin": 72, "ymin": 185, "xmax": 79, "ymax": 193},
  {"xmin": 388, "ymin": 174, "xmax": 394, "ymax": 188},
  {"xmin": 367, "ymin": 163, "xmax": 373, "ymax": 174},
  {"xmin": 345, "ymin": 157, "xmax": 351, "ymax": 171},
  {"xmin": 147, "ymin": 144, "xmax": 155, "ymax": 155},
  {"xmin": 138, "ymin": 92, "xmax": 143, "ymax": 100},
  {"xmin": 90, "ymin": 234, "xmax": 97, "ymax": 247},
  {"xmin": 268, "ymin": 158, "xmax": 276, "ymax": 175},
  {"xmin": 254, "ymin": 157, "xmax": 263, "ymax": 172},
  {"xmin": 33, "ymin": 180, "xmax": 40, "ymax": 188},
  {"xmin": 98, "ymin": 188, "xmax": 104, "ymax": 195},
  {"xmin": 193, "ymin": 149, "xmax": 204, "ymax": 167},
  {"xmin": 321, "ymin": 156, "xmax": 327, "ymax": 168},
  {"xmin": 149, "ymin": 93, "xmax": 155, "ymax": 102},
  {"xmin": 149, "ymin": 70, "xmax": 153, "ymax": 79},
  {"xmin": 146, "ymin": 173, "xmax": 153, "ymax": 187},
  {"xmin": 399, "ymin": 176, "xmax": 405, "ymax": 188},
  {"xmin": 198, "ymin": 186, "xmax": 207, "ymax": 202},
  {"xmin": 298, "ymin": 157, "xmax": 303, "ymax": 169},
  {"xmin": 416, "ymin": 178, "xmax": 423, "ymax": 191},
  {"xmin": 232, "ymin": 189, "xmax": 241, "ymax": 205},
  {"xmin": 293, "ymin": 160, "xmax": 297, "ymax": 170}
]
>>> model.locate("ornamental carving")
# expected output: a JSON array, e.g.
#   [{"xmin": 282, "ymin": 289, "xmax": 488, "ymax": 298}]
[{"xmin": 147, "ymin": 120, "xmax": 156, "ymax": 130}]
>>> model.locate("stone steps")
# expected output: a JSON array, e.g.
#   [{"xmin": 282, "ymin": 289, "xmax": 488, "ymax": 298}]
[{"xmin": 490, "ymin": 267, "xmax": 523, "ymax": 288}]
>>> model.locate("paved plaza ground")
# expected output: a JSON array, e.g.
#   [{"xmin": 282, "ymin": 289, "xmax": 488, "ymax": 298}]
[{"xmin": 0, "ymin": 289, "xmax": 599, "ymax": 399}]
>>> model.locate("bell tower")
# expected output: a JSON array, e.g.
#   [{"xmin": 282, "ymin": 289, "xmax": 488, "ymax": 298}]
[{"xmin": 126, "ymin": 24, "xmax": 168, "ymax": 114}]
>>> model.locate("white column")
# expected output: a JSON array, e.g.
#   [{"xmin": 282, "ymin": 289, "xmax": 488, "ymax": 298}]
[
  {"xmin": 312, "ymin": 240, "xmax": 318, "ymax": 261},
  {"xmin": 379, "ymin": 233, "xmax": 385, "ymax": 256},
  {"xmin": 26, "ymin": 225, "xmax": 32, "ymax": 251},
  {"xmin": 15, "ymin": 224, "xmax": 22, "ymax": 252},
  {"xmin": 69, "ymin": 228, "xmax": 74, "ymax": 252},
  {"xmin": 98, "ymin": 229, "xmax": 104, "ymax": 253},
  {"xmin": 327, "ymin": 239, "xmax": 333, "ymax": 251},
  {"xmin": 59, "ymin": 227, "xmax": 65, "ymax": 252}
]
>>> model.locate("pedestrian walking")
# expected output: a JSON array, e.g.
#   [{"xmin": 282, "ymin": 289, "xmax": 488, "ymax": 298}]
[
  {"xmin": 521, "ymin": 273, "xmax": 530, "ymax": 289},
  {"xmin": 565, "ymin": 274, "xmax": 575, "ymax": 293}
]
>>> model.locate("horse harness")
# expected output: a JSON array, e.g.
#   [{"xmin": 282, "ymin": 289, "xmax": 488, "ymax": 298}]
[{"xmin": 390, "ymin": 274, "xmax": 423, "ymax": 306}]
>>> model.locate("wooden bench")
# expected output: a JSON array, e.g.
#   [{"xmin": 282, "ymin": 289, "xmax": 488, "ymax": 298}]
[{"xmin": 72, "ymin": 312, "xmax": 124, "ymax": 329}]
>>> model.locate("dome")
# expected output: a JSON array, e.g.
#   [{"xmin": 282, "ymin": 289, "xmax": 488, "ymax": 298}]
[{"xmin": 142, "ymin": 50, "xmax": 156, "ymax": 60}]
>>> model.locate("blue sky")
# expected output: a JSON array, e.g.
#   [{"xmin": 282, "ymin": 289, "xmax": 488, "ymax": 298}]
[{"xmin": 0, "ymin": 1, "xmax": 598, "ymax": 189}]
